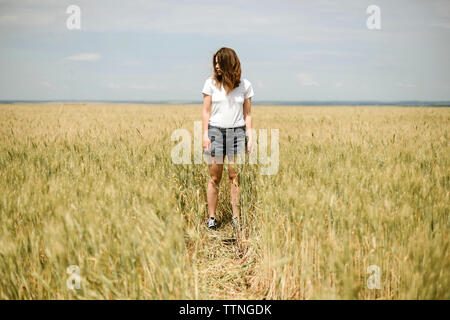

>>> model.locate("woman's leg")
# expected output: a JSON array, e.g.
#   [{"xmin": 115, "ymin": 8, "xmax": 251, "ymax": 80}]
[
  {"xmin": 227, "ymin": 155, "xmax": 240, "ymax": 219},
  {"xmin": 207, "ymin": 155, "xmax": 225, "ymax": 218}
]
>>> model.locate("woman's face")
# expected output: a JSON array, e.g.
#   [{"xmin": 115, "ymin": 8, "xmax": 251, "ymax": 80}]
[{"xmin": 215, "ymin": 56, "xmax": 222, "ymax": 75}]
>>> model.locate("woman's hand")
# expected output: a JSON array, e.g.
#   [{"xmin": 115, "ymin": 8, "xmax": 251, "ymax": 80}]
[{"xmin": 203, "ymin": 132, "xmax": 211, "ymax": 153}]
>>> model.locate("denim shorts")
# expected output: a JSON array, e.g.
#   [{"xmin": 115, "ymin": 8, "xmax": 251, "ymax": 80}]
[{"xmin": 203, "ymin": 124, "xmax": 247, "ymax": 158}]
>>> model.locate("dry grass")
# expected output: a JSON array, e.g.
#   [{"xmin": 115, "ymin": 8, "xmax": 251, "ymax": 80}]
[{"xmin": 0, "ymin": 103, "xmax": 448, "ymax": 299}]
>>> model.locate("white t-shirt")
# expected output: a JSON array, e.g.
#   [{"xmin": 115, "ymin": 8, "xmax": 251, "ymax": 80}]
[{"xmin": 201, "ymin": 77, "xmax": 254, "ymax": 128}]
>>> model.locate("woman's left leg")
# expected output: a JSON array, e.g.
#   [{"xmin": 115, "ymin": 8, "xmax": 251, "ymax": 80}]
[{"xmin": 227, "ymin": 155, "xmax": 240, "ymax": 218}]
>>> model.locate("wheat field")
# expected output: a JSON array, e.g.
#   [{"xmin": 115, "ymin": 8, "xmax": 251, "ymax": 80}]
[{"xmin": 0, "ymin": 103, "xmax": 448, "ymax": 299}]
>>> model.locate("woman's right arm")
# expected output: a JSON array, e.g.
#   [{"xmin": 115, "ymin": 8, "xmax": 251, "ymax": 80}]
[{"xmin": 202, "ymin": 93, "xmax": 212, "ymax": 151}]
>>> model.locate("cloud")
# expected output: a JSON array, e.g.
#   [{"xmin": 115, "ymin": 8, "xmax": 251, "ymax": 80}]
[
  {"xmin": 0, "ymin": 0, "xmax": 374, "ymax": 41},
  {"xmin": 120, "ymin": 60, "xmax": 141, "ymax": 67},
  {"xmin": 296, "ymin": 73, "xmax": 319, "ymax": 86},
  {"xmin": 430, "ymin": 22, "xmax": 450, "ymax": 29},
  {"xmin": 397, "ymin": 82, "xmax": 416, "ymax": 88},
  {"xmin": 105, "ymin": 82, "xmax": 162, "ymax": 90},
  {"xmin": 40, "ymin": 80, "xmax": 53, "ymax": 88},
  {"xmin": 0, "ymin": 0, "xmax": 61, "ymax": 29},
  {"xmin": 106, "ymin": 82, "xmax": 120, "ymax": 89},
  {"xmin": 335, "ymin": 81, "xmax": 343, "ymax": 87},
  {"xmin": 65, "ymin": 53, "xmax": 101, "ymax": 62},
  {"xmin": 0, "ymin": 15, "xmax": 18, "ymax": 25},
  {"xmin": 290, "ymin": 51, "xmax": 364, "ymax": 59},
  {"xmin": 128, "ymin": 84, "xmax": 159, "ymax": 90}
]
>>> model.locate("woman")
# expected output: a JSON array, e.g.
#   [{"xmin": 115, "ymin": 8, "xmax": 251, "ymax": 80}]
[{"xmin": 201, "ymin": 47, "xmax": 254, "ymax": 230}]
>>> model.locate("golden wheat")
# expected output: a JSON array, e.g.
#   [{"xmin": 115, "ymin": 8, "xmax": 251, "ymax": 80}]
[{"xmin": 0, "ymin": 103, "xmax": 448, "ymax": 299}]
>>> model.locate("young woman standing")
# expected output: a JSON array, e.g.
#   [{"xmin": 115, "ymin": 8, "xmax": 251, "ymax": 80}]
[{"xmin": 201, "ymin": 47, "xmax": 254, "ymax": 230}]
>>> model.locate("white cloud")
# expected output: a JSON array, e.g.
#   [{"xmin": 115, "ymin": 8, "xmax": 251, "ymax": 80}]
[
  {"xmin": 128, "ymin": 84, "xmax": 160, "ymax": 90},
  {"xmin": 397, "ymin": 82, "xmax": 416, "ymax": 88},
  {"xmin": 0, "ymin": 0, "xmax": 373, "ymax": 41},
  {"xmin": 106, "ymin": 82, "xmax": 120, "ymax": 89},
  {"xmin": 335, "ymin": 81, "xmax": 343, "ymax": 87},
  {"xmin": 40, "ymin": 80, "xmax": 53, "ymax": 88},
  {"xmin": 430, "ymin": 23, "xmax": 450, "ymax": 29},
  {"xmin": 120, "ymin": 60, "xmax": 141, "ymax": 67},
  {"xmin": 0, "ymin": 1, "xmax": 60, "ymax": 29},
  {"xmin": 296, "ymin": 73, "xmax": 319, "ymax": 86},
  {"xmin": 0, "ymin": 15, "xmax": 18, "ymax": 25},
  {"xmin": 65, "ymin": 53, "xmax": 101, "ymax": 62},
  {"xmin": 105, "ymin": 83, "xmax": 162, "ymax": 90},
  {"xmin": 290, "ymin": 51, "xmax": 364, "ymax": 59}
]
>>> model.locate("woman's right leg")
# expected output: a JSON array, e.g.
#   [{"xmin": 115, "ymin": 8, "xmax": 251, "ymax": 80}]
[{"xmin": 207, "ymin": 155, "xmax": 225, "ymax": 218}]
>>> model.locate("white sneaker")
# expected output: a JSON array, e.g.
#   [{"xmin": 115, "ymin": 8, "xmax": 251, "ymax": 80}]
[{"xmin": 207, "ymin": 217, "xmax": 217, "ymax": 229}]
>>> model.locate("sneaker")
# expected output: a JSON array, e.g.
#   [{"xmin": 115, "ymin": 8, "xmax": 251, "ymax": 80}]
[
  {"xmin": 207, "ymin": 217, "xmax": 217, "ymax": 229},
  {"xmin": 232, "ymin": 216, "xmax": 241, "ymax": 232}
]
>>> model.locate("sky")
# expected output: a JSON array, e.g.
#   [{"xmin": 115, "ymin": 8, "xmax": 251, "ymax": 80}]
[{"xmin": 0, "ymin": 0, "xmax": 449, "ymax": 101}]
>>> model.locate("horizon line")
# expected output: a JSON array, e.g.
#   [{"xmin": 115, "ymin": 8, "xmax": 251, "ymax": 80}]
[{"xmin": 1, "ymin": 99, "xmax": 449, "ymax": 107}]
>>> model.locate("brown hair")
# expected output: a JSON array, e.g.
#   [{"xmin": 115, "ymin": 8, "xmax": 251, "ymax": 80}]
[{"xmin": 212, "ymin": 47, "xmax": 241, "ymax": 95}]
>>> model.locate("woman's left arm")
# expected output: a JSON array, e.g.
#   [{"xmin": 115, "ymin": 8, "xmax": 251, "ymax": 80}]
[
  {"xmin": 243, "ymin": 97, "xmax": 252, "ymax": 135},
  {"xmin": 243, "ymin": 97, "xmax": 253, "ymax": 153}
]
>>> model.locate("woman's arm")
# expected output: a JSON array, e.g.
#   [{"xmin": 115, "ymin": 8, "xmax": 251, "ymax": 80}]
[
  {"xmin": 202, "ymin": 93, "xmax": 211, "ymax": 135},
  {"xmin": 202, "ymin": 93, "xmax": 212, "ymax": 151},
  {"xmin": 243, "ymin": 97, "xmax": 252, "ymax": 139},
  {"xmin": 243, "ymin": 97, "xmax": 253, "ymax": 154}
]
